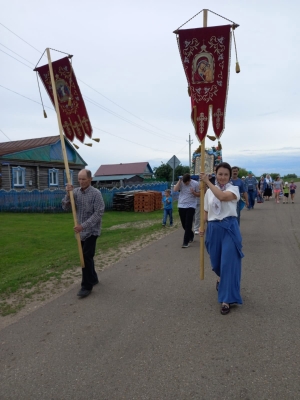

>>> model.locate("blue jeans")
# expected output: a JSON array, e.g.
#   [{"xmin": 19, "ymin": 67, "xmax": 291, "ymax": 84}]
[
  {"xmin": 163, "ymin": 209, "xmax": 173, "ymax": 225},
  {"xmin": 247, "ymin": 190, "xmax": 256, "ymax": 209}
]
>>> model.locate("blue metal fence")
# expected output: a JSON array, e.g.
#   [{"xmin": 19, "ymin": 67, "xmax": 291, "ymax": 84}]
[{"xmin": 0, "ymin": 182, "xmax": 169, "ymax": 212}]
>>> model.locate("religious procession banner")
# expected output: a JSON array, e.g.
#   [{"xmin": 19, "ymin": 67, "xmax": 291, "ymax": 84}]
[
  {"xmin": 35, "ymin": 57, "xmax": 92, "ymax": 143},
  {"xmin": 176, "ymin": 25, "xmax": 231, "ymax": 142}
]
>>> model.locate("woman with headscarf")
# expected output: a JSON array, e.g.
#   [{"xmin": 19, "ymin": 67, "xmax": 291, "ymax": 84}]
[{"xmin": 199, "ymin": 162, "xmax": 244, "ymax": 315}]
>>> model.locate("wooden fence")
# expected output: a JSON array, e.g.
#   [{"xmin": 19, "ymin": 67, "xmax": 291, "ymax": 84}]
[{"xmin": 0, "ymin": 182, "xmax": 169, "ymax": 212}]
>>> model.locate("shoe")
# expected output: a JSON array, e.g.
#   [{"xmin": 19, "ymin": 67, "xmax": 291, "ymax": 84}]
[
  {"xmin": 182, "ymin": 243, "xmax": 190, "ymax": 248},
  {"xmin": 277, "ymin": 201, "xmax": 280, "ymax": 204},
  {"xmin": 77, "ymin": 288, "xmax": 92, "ymax": 297},
  {"xmin": 221, "ymin": 304, "xmax": 230, "ymax": 315},
  {"xmin": 194, "ymin": 230, "xmax": 199, "ymax": 235},
  {"xmin": 170, "ymin": 224, "xmax": 173, "ymax": 227},
  {"xmin": 162, "ymin": 224, "xmax": 166, "ymax": 227},
  {"xmin": 92, "ymin": 280, "xmax": 99, "ymax": 286},
  {"xmin": 216, "ymin": 280, "xmax": 219, "ymax": 291},
  {"xmin": 189, "ymin": 238, "xmax": 194, "ymax": 243}
]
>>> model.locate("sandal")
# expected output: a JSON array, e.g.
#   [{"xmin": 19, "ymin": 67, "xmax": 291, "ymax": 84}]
[
  {"xmin": 216, "ymin": 280, "xmax": 220, "ymax": 291},
  {"xmin": 221, "ymin": 303, "xmax": 230, "ymax": 315}
]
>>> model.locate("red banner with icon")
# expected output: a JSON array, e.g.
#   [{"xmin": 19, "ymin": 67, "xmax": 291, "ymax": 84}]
[
  {"xmin": 35, "ymin": 57, "xmax": 92, "ymax": 143},
  {"xmin": 176, "ymin": 25, "xmax": 231, "ymax": 141}
]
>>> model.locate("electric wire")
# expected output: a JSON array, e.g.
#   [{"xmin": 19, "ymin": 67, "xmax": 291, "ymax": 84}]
[
  {"xmin": 0, "ymin": 128, "xmax": 12, "ymax": 141},
  {"xmin": 0, "ymin": 24, "xmax": 189, "ymax": 157},
  {"xmin": 0, "ymin": 25, "xmax": 185, "ymax": 142}
]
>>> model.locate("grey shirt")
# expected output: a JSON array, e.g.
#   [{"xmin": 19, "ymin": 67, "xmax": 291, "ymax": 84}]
[
  {"xmin": 178, "ymin": 179, "xmax": 199, "ymax": 209},
  {"xmin": 62, "ymin": 185, "xmax": 105, "ymax": 241}
]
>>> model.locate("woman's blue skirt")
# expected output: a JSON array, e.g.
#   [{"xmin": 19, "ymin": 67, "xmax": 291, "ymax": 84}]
[{"xmin": 205, "ymin": 216, "xmax": 244, "ymax": 304}]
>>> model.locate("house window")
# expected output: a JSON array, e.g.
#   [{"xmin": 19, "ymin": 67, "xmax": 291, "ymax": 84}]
[
  {"xmin": 64, "ymin": 170, "xmax": 73, "ymax": 186},
  {"xmin": 49, "ymin": 168, "xmax": 59, "ymax": 187},
  {"xmin": 12, "ymin": 166, "xmax": 25, "ymax": 188}
]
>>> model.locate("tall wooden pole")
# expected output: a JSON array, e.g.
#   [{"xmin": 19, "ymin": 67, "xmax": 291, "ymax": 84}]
[
  {"xmin": 199, "ymin": 9, "xmax": 208, "ymax": 280},
  {"xmin": 46, "ymin": 48, "xmax": 85, "ymax": 267}
]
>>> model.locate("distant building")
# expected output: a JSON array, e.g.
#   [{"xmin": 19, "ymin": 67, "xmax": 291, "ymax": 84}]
[
  {"xmin": 0, "ymin": 135, "xmax": 86, "ymax": 191},
  {"xmin": 93, "ymin": 162, "xmax": 153, "ymax": 187}
]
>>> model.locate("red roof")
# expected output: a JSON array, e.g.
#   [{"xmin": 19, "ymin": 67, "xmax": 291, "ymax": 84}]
[
  {"xmin": 0, "ymin": 136, "xmax": 60, "ymax": 156},
  {"xmin": 94, "ymin": 162, "xmax": 152, "ymax": 176}
]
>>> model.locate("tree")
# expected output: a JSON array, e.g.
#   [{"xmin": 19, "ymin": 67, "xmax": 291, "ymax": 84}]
[
  {"xmin": 153, "ymin": 163, "xmax": 172, "ymax": 181},
  {"xmin": 237, "ymin": 168, "xmax": 248, "ymax": 178},
  {"xmin": 153, "ymin": 163, "xmax": 191, "ymax": 182},
  {"xmin": 174, "ymin": 165, "xmax": 190, "ymax": 179}
]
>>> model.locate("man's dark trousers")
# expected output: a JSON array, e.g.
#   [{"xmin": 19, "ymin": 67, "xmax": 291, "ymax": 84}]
[
  {"xmin": 81, "ymin": 235, "xmax": 99, "ymax": 290},
  {"xmin": 178, "ymin": 207, "xmax": 195, "ymax": 245}
]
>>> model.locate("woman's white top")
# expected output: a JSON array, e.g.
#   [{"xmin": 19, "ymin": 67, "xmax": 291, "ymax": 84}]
[{"xmin": 204, "ymin": 185, "xmax": 240, "ymax": 221}]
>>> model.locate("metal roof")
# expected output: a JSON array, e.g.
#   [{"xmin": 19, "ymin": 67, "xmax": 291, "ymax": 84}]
[
  {"xmin": 92, "ymin": 174, "xmax": 140, "ymax": 181},
  {"xmin": 94, "ymin": 162, "xmax": 153, "ymax": 176}
]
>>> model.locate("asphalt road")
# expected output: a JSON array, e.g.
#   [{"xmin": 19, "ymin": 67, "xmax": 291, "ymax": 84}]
[{"xmin": 1, "ymin": 198, "xmax": 300, "ymax": 400}]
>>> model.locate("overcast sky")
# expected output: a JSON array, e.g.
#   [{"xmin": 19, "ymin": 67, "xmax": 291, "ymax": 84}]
[{"xmin": 1, "ymin": 0, "xmax": 299, "ymax": 177}]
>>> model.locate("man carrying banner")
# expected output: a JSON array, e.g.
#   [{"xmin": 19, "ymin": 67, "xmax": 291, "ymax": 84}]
[{"xmin": 62, "ymin": 169, "xmax": 105, "ymax": 298}]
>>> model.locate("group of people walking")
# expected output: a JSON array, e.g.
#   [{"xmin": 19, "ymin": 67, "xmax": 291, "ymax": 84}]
[{"xmin": 169, "ymin": 166, "xmax": 297, "ymax": 316}]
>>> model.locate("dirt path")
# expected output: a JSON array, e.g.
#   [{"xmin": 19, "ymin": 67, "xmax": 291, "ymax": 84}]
[{"xmin": 0, "ymin": 221, "xmax": 179, "ymax": 330}]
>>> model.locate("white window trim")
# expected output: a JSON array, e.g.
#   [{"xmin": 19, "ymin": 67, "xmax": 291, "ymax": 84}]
[
  {"xmin": 12, "ymin": 166, "xmax": 25, "ymax": 188},
  {"xmin": 49, "ymin": 168, "xmax": 59, "ymax": 187}
]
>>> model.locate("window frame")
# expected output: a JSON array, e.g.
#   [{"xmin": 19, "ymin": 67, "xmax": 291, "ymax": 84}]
[
  {"xmin": 48, "ymin": 168, "xmax": 59, "ymax": 187},
  {"xmin": 64, "ymin": 169, "xmax": 73, "ymax": 186},
  {"xmin": 12, "ymin": 166, "xmax": 26, "ymax": 188}
]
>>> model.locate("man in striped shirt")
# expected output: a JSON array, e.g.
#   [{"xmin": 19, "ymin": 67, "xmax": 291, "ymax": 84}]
[{"xmin": 62, "ymin": 169, "xmax": 105, "ymax": 298}]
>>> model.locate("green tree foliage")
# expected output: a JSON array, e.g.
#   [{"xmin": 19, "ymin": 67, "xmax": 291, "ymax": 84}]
[
  {"xmin": 282, "ymin": 173, "xmax": 297, "ymax": 180},
  {"xmin": 153, "ymin": 163, "xmax": 172, "ymax": 181},
  {"xmin": 153, "ymin": 163, "xmax": 190, "ymax": 182},
  {"xmin": 174, "ymin": 165, "xmax": 190, "ymax": 179},
  {"xmin": 237, "ymin": 168, "xmax": 248, "ymax": 178},
  {"xmin": 270, "ymin": 173, "xmax": 280, "ymax": 180}
]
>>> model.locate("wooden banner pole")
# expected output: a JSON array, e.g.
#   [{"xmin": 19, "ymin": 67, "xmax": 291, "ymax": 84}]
[
  {"xmin": 199, "ymin": 9, "xmax": 208, "ymax": 280},
  {"xmin": 46, "ymin": 48, "xmax": 85, "ymax": 268}
]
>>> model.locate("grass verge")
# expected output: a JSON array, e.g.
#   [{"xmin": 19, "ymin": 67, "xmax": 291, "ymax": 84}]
[{"xmin": 0, "ymin": 209, "xmax": 179, "ymax": 315}]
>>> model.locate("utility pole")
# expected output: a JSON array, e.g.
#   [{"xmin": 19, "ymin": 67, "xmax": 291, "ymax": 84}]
[{"xmin": 186, "ymin": 133, "xmax": 193, "ymax": 170}]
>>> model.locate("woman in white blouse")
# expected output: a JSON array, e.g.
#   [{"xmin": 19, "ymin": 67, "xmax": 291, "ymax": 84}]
[{"xmin": 200, "ymin": 162, "xmax": 244, "ymax": 315}]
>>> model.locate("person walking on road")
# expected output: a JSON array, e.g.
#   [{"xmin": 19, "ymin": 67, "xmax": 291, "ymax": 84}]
[
  {"xmin": 231, "ymin": 166, "xmax": 249, "ymax": 225},
  {"xmin": 264, "ymin": 174, "xmax": 273, "ymax": 200},
  {"xmin": 173, "ymin": 173, "xmax": 199, "ymax": 248},
  {"xmin": 162, "ymin": 189, "xmax": 173, "ymax": 226},
  {"xmin": 290, "ymin": 181, "xmax": 297, "ymax": 203},
  {"xmin": 244, "ymin": 171, "xmax": 259, "ymax": 210},
  {"xmin": 62, "ymin": 169, "xmax": 105, "ymax": 298},
  {"xmin": 199, "ymin": 162, "xmax": 244, "ymax": 315},
  {"xmin": 283, "ymin": 182, "xmax": 290, "ymax": 204},
  {"xmin": 272, "ymin": 176, "xmax": 283, "ymax": 204}
]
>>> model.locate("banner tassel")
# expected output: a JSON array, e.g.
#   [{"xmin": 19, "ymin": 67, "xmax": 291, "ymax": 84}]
[
  {"xmin": 92, "ymin": 138, "xmax": 100, "ymax": 142},
  {"xmin": 232, "ymin": 28, "xmax": 240, "ymax": 73},
  {"xmin": 43, "ymin": 110, "xmax": 47, "ymax": 118},
  {"xmin": 73, "ymin": 143, "xmax": 79, "ymax": 149},
  {"xmin": 207, "ymin": 135, "xmax": 216, "ymax": 141},
  {"xmin": 85, "ymin": 143, "xmax": 93, "ymax": 147}
]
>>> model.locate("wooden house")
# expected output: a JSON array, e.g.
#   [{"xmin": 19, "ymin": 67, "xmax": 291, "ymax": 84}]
[
  {"xmin": 0, "ymin": 135, "xmax": 86, "ymax": 191},
  {"xmin": 93, "ymin": 162, "xmax": 153, "ymax": 187}
]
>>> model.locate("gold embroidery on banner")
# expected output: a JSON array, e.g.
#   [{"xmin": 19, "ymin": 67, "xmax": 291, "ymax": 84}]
[
  {"xmin": 190, "ymin": 85, "xmax": 218, "ymax": 103},
  {"xmin": 213, "ymin": 108, "xmax": 224, "ymax": 129}
]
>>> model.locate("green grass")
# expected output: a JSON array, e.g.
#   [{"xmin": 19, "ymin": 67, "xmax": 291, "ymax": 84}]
[{"xmin": 0, "ymin": 209, "xmax": 178, "ymax": 315}]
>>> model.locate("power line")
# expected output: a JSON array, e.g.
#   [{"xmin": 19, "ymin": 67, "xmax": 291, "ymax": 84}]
[
  {"xmin": 0, "ymin": 42, "xmax": 35, "ymax": 65},
  {"xmin": 79, "ymin": 78, "xmax": 182, "ymax": 139},
  {"xmin": 93, "ymin": 126, "xmax": 172, "ymax": 153},
  {"xmin": 0, "ymin": 22, "xmax": 42, "ymax": 54},
  {"xmin": 84, "ymin": 95, "xmax": 182, "ymax": 143},
  {"xmin": 0, "ymin": 128, "xmax": 12, "ymax": 141},
  {"xmin": 0, "ymin": 48, "xmax": 32, "ymax": 69},
  {"xmin": 0, "ymin": 84, "xmax": 53, "ymax": 109},
  {"xmin": 0, "ymin": 24, "xmax": 185, "ymax": 142}
]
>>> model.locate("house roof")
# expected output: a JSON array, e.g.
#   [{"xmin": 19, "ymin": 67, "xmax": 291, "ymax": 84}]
[
  {"xmin": 94, "ymin": 162, "xmax": 153, "ymax": 176},
  {"xmin": 92, "ymin": 174, "xmax": 140, "ymax": 182},
  {"xmin": 0, "ymin": 136, "xmax": 61, "ymax": 156},
  {"xmin": 0, "ymin": 135, "xmax": 87, "ymax": 165}
]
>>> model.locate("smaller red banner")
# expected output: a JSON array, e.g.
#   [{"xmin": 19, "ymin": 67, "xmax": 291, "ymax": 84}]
[{"xmin": 35, "ymin": 57, "xmax": 92, "ymax": 143}]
